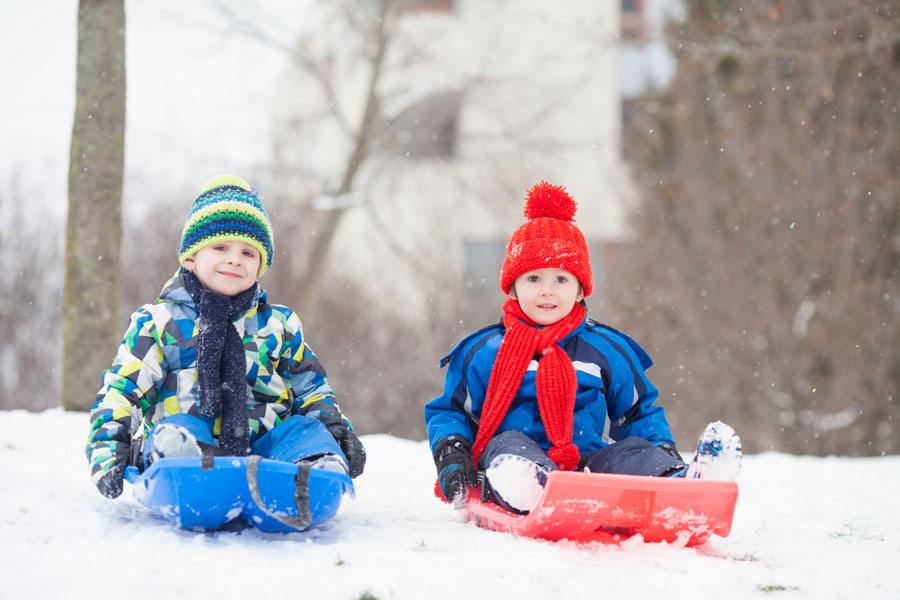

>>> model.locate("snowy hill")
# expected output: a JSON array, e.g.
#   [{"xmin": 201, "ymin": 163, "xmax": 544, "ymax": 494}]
[{"xmin": 1, "ymin": 410, "xmax": 898, "ymax": 599}]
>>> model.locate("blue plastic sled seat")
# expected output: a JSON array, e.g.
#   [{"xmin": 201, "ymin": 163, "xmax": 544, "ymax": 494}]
[{"xmin": 124, "ymin": 455, "xmax": 354, "ymax": 533}]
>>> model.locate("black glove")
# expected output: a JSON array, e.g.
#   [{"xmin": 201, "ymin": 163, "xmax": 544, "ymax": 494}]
[
  {"xmin": 656, "ymin": 441, "xmax": 684, "ymax": 462},
  {"xmin": 316, "ymin": 411, "xmax": 366, "ymax": 479},
  {"xmin": 96, "ymin": 460, "xmax": 127, "ymax": 499},
  {"xmin": 434, "ymin": 435, "xmax": 478, "ymax": 506}
]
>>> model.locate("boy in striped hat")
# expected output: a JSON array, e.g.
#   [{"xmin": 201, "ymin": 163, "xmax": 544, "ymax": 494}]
[
  {"xmin": 425, "ymin": 182, "xmax": 742, "ymax": 512},
  {"xmin": 87, "ymin": 175, "xmax": 365, "ymax": 500}
]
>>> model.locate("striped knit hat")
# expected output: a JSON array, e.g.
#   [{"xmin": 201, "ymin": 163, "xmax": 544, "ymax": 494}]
[{"xmin": 179, "ymin": 175, "xmax": 275, "ymax": 276}]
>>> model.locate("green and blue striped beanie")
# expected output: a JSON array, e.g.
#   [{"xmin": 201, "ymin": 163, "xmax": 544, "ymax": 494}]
[{"xmin": 179, "ymin": 175, "xmax": 275, "ymax": 276}]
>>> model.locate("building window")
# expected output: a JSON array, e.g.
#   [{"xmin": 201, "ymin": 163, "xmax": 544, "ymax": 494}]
[
  {"xmin": 464, "ymin": 240, "xmax": 506, "ymax": 325},
  {"xmin": 376, "ymin": 90, "xmax": 461, "ymax": 161},
  {"xmin": 621, "ymin": 0, "xmax": 646, "ymax": 41}
]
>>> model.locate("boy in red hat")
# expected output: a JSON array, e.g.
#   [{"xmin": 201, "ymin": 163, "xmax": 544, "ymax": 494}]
[{"xmin": 425, "ymin": 182, "xmax": 741, "ymax": 512}]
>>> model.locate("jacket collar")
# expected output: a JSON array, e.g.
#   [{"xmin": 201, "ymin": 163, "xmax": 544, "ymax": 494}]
[{"xmin": 156, "ymin": 269, "xmax": 267, "ymax": 310}]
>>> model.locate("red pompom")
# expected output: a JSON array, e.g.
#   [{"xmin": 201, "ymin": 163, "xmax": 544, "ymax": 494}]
[
  {"xmin": 548, "ymin": 443, "xmax": 581, "ymax": 471},
  {"xmin": 524, "ymin": 181, "xmax": 577, "ymax": 222}
]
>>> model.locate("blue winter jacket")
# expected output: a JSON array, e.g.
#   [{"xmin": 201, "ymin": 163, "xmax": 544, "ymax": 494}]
[{"xmin": 424, "ymin": 316, "xmax": 676, "ymax": 457}]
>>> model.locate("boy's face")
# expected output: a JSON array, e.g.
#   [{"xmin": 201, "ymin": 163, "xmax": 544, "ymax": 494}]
[
  {"xmin": 183, "ymin": 241, "xmax": 260, "ymax": 298},
  {"xmin": 510, "ymin": 268, "xmax": 584, "ymax": 326}
]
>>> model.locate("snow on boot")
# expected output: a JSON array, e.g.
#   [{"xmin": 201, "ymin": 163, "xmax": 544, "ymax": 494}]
[
  {"xmin": 149, "ymin": 424, "xmax": 201, "ymax": 463},
  {"xmin": 686, "ymin": 421, "xmax": 742, "ymax": 481},
  {"xmin": 486, "ymin": 455, "xmax": 549, "ymax": 514},
  {"xmin": 299, "ymin": 454, "xmax": 349, "ymax": 476}
]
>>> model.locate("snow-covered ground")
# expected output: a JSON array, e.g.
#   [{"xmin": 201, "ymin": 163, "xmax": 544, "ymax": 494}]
[{"xmin": 1, "ymin": 409, "xmax": 897, "ymax": 599}]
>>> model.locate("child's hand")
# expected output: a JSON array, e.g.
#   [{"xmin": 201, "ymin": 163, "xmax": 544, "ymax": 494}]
[
  {"xmin": 338, "ymin": 430, "xmax": 366, "ymax": 478},
  {"xmin": 95, "ymin": 460, "xmax": 127, "ymax": 499},
  {"xmin": 315, "ymin": 412, "xmax": 366, "ymax": 478},
  {"xmin": 433, "ymin": 435, "xmax": 478, "ymax": 507}
]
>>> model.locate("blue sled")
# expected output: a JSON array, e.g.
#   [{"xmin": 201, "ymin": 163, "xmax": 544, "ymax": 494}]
[{"xmin": 124, "ymin": 456, "xmax": 354, "ymax": 533}]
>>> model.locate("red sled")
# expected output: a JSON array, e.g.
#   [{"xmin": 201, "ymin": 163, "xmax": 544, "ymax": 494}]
[{"xmin": 465, "ymin": 470, "xmax": 738, "ymax": 547}]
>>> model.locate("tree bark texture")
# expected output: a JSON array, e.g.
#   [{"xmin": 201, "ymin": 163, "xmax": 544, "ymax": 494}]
[{"xmin": 63, "ymin": 0, "xmax": 126, "ymax": 411}]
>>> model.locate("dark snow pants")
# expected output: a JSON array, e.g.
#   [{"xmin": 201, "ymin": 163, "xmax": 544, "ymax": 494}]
[{"xmin": 477, "ymin": 430, "xmax": 686, "ymax": 513}]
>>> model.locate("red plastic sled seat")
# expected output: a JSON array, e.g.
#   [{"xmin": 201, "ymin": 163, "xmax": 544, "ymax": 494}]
[{"xmin": 465, "ymin": 470, "xmax": 738, "ymax": 546}]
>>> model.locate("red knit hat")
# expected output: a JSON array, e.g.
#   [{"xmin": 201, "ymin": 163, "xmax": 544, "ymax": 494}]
[{"xmin": 500, "ymin": 181, "xmax": 593, "ymax": 297}]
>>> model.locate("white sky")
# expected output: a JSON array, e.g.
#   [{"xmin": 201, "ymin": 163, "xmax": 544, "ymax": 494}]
[{"xmin": 0, "ymin": 0, "xmax": 309, "ymax": 220}]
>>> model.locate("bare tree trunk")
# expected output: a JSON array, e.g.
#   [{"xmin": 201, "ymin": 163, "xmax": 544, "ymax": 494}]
[{"xmin": 63, "ymin": 0, "xmax": 126, "ymax": 411}]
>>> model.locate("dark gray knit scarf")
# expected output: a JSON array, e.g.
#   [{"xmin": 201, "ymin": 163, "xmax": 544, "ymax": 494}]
[{"xmin": 182, "ymin": 271, "xmax": 258, "ymax": 456}]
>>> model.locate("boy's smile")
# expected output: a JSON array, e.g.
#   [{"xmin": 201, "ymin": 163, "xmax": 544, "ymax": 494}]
[
  {"xmin": 511, "ymin": 268, "xmax": 584, "ymax": 325},
  {"xmin": 183, "ymin": 241, "xmax": 261, "ymax": 298}
]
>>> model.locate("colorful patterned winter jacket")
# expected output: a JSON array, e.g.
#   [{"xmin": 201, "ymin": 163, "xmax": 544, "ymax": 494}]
[
  {"xmin": 86, "ymin": 272, "xmax": 341, "ymax": 485},
  {"xmin": 424, "ymin": 317, "xmax": 676, "ymax": 457}
]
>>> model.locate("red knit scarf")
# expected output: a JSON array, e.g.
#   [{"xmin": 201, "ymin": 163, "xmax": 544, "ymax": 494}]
[{"xmin": 471, "ymin": 299, "xmax": 586, "ymax": 471}]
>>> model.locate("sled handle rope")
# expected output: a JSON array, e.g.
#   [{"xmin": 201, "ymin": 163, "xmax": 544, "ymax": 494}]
[{"xmin": 246, "ymin": 455, "xmax": 312, "ymax": 531}]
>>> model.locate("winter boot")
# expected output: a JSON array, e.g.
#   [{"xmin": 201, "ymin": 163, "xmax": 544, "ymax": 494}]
[
  {"xmin": 685, "ymin": 421, "xmax": 742, "ymax": 481},
  {"xmin": 149, "ymin": 424, "xmax": 201, "ymax": 464},
  {"xmin": 297, "ymin": 454, "xmax": 349, "ymax": 476},
  {"xmin": 485, "ymin": 454, "xmax": 550, "ymax": 514}
]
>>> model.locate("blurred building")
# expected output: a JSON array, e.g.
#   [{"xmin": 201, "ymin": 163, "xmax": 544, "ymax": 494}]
[
  {"xmin": 618, "ymin": 0, "xmax": 680, "ymax": 162},
  {"xmin": 270, "ymin": 0, "xmax": 671, "ymax": 326},
  {"xmin": 619, "ymin": 0, "xmax": 678, "ymax": 98}
]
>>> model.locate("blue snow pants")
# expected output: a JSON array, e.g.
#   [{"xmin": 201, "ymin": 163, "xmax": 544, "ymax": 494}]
[
  {"xmin": 478, "ymin": 430, "xmax": 686, "ymax": 513},
  {"xmin": 143, "ymin": 413, "xmax": 345, "ymax": 467}
]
